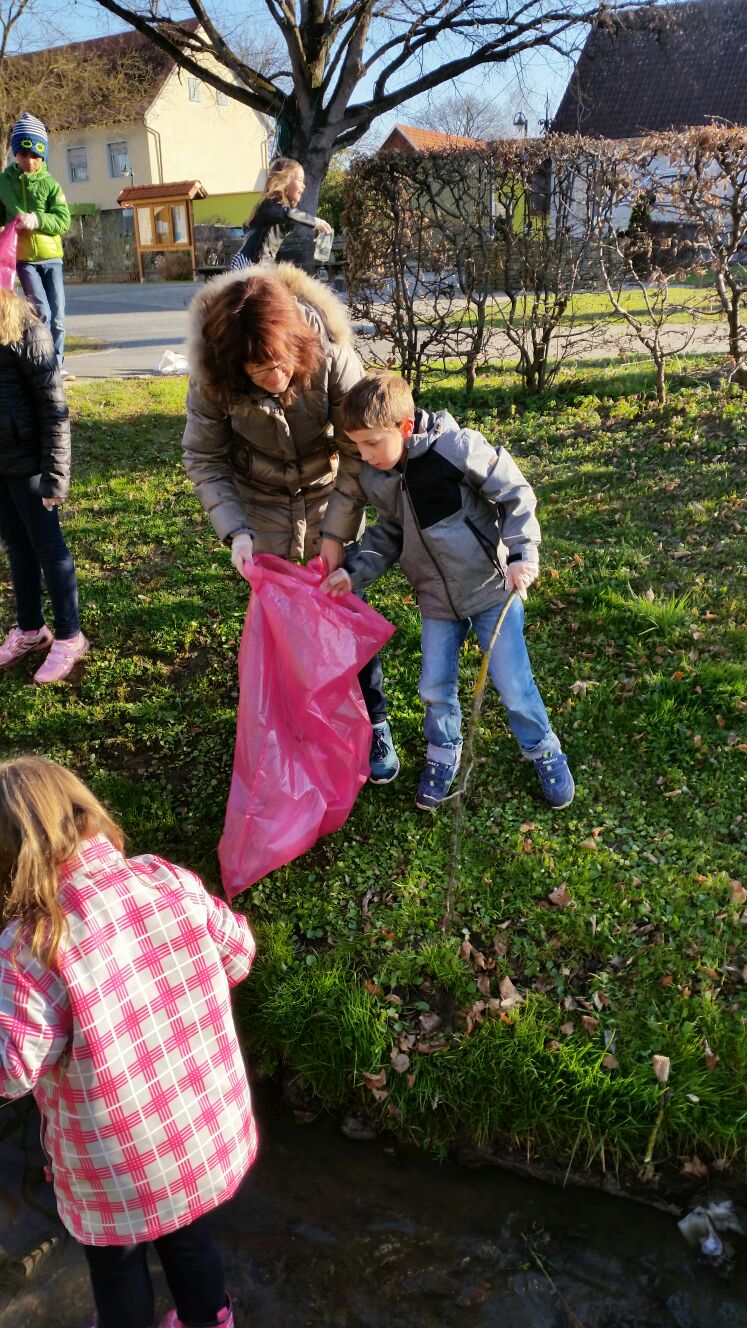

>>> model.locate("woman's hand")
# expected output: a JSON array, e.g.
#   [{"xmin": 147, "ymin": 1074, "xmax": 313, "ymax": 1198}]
[
  {"xmin": 319, "ymin": 536, "xmax": 344, "ymax": 573},
  {"xmin": 314, "ymin": 219, "xmax": 333, "ymax": 235},
  {"xmin": 42, "ymin": 497, "xmax": 63, "ymax": 510},
  {"xmin": 230, "ymin": 532, "xmax": 254, "ymax": 579},
  {"xmin": 321, "ymin": 568, "xmax": 353, "ymax": 597}
]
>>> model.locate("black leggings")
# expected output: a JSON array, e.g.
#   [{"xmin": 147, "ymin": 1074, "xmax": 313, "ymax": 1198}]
[{"xmin": 83, "ymin": 1212, "xmax": 226, "ymax": 1328}]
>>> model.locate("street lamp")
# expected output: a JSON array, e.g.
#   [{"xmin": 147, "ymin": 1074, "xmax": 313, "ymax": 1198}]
[{"xmin": 513, "ymin": 112, "xmax": 529, "ymax": 138}]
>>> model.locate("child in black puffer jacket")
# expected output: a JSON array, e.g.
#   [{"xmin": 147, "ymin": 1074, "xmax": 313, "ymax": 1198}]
[{"xmin": 0, "ymin": 288, "xmax": 88, "ymax": 682}]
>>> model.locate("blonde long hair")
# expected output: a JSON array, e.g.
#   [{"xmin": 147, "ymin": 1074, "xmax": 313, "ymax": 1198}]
[
  {"xmin": 248, "ymin": 156, "xmax": 304, "ymax": 223},
  {"xmin": 0, "ymin": 756, "xmax": 124, "ymax": 970},
  {"xmin": 0, "ymin": 288, "xmax": 37, "ymax": 347}
]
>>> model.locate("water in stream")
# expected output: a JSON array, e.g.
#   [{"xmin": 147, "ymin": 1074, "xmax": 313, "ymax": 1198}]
[{"xmin": 0, "ymin": 1089, "xmax": 745, "ymax": 1328}]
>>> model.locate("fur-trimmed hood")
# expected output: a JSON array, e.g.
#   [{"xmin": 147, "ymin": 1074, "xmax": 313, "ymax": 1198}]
[{"xmin": 186, "ymin": 262, "xmax": 353, "ymax": 393}]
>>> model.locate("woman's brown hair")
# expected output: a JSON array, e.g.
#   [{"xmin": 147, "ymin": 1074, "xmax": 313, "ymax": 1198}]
[
  {"xmin": 0, "ymin": 756, "xmax": 124, "ymax": 970},
  {"xmin": 199, "ymin": 274, "xmax": 325, "ymax": 406},
  {"xmin": 0, "ymin": 288, "xmax": 38, "ymax": 347}
]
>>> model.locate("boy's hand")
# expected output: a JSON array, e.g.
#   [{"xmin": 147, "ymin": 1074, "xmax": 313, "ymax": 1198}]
[
  {"xmin": 321, "ymin": 568, "xmax": 353, "ymax": 597},
  {"xmin": 17, "ymin": 212, "xmax": 38, "ymax": 230},
  {"xmin": 505, "ymin": 562, "xmax": 538, "ymax": 600}
]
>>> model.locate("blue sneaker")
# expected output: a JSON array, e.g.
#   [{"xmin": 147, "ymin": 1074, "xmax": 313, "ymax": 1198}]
[
  {"xmin": 534, "ymin": 750, "xmax": 575, "ymax": 809},
  {"xmin": 416, "ymin": 757, "xmax": 460, "ymax": 810},
  {"xmin": 369, "ymin": 721, "xmax": 400, "ymax": 784}
]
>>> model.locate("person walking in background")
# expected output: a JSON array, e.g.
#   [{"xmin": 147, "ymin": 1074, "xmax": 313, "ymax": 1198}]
[
  {"xmin": 230, "ymin": 156, "xmax": 332, "ymax": 270},
  {"xmin": 0, "ymin": 755, "xmax": 256, "ymax": 1328},
  {"xmin": 0, "ymin": 288, "xmax": 88, "ymax": 683},
  {"xmin": 0, "ymin": 113, "xmax": 72, "ymax": 378}
]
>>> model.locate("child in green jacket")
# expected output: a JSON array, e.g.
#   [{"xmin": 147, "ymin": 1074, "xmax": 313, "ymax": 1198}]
[{"xmin": 0, "ymin": 113, "xmax": 71, "ymax": 375}]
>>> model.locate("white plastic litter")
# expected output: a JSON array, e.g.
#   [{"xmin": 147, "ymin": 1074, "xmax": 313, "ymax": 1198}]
[
  {"xmin": 157, "ymin": 350, "xmax": 189, "ymax": 375},
  {"xmin": 678, "ymin": 1200, "xmax": 746, "ymax": 1266}
]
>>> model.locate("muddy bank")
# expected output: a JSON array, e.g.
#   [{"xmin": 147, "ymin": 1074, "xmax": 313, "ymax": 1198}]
[{"xmin": 0, "ymin": 1088, "xmax": 745, "ymax": 1328}]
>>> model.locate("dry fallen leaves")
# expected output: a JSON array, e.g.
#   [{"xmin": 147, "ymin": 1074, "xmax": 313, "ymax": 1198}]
[
  {"xmin": 548, "ymin": 884, "xmax": 574, "ymax": 908},
  {"xmin": 729, "ymin": 879, "xmax": 747, "ymax": 905},
  {"xmin": 680, "ymin": 1155, "xmax": 709, "ymax": 1179},
  {"xmin": 498, "ymin": 976, "xmax": 524, "ymax": 1010},
  {"xmin": 390, "ymin": 1050, "xmax": 411, "ymax": 1074},
  {"xmin": 601, "ymin": 1053, "xmax": 618, "ymax": 1070}
]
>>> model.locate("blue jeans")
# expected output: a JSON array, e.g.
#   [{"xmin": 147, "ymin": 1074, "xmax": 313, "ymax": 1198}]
[
  {"xmin": 0, "ymin": 474, "xmax": 80, "ymax": 638},
  {"xmin": 17, "ymin": 259, "xmax": 65, "ymax": 365},
  {"xmin": 419, "ymin": 598, "xmax": 560, "ymax": 767}
]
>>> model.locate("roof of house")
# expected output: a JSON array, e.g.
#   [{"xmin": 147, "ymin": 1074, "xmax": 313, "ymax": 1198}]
[
  {"xmin": 5, "ymin": 20, "xmax": 201, "ymax": 129},
  {"xmin": 117, "ymin": 180, "xmax": 207, "ymax": 205},
  {"xmin": 379, "ymin": 124, "xmax": 486, "ymax": 152},
  {"xmin": 552, "ymin": 0, "xmax": 747, "ymax": 138}
]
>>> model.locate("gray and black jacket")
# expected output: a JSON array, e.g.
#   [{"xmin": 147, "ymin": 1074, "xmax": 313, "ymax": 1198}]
[{"xmin": 345, "ymin": 409, "xmax": 540, "ymax": 621}]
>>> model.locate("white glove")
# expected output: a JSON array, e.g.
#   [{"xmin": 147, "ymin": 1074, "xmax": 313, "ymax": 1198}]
[
  {"xmin": 17, "ymin": 212, "xmax": 38, "ymax": 231},
  {"xmin": 230, "ymin": 532, "xmax": 254, "ymax": 578},
  {"xmin": 505, "ymin": 561, "xmax": 539, "ymax": 600}
]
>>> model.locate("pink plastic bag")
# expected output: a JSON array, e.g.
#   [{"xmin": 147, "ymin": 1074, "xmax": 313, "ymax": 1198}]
[
  {"xmin": 219, "ymin": 554, "xmax": 395, "ymax": 896},
  {"xmin": 0, "ymin": 218, "xmax": 20, "ymax": 291}
]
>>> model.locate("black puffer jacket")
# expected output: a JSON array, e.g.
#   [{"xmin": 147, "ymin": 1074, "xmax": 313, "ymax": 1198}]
[{"xmin": 0, "ymin": 323, "xmax": 70, "ymax": 498}]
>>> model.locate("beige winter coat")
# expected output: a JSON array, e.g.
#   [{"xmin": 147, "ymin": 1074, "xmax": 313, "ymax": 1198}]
[{"xmin": 182, "ymin": 264, "xmax": 366, "ymax": 557}]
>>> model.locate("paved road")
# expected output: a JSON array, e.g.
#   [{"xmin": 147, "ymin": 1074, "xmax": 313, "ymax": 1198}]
[
  {"xmin": 65, "ymin": 281, "xmax": 203, "ymax": 378},
  {"xmin": 64, "ymin": 279, "xmax": 725, "ymax": 380}
]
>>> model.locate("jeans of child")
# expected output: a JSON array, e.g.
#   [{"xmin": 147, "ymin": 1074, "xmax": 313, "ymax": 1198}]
[
  {"xmin": 419, "ymin": 596, "xmax": 560, "ymax": 767},
  {"xmin": 0, "ymin": 474, "xmax": 80, "ymax": 638},
  {"xmin": 83, "ymin": 1212, "xmax": 226, "ymax": 1328},
  {"xmin": 358, "ymin": 648, "xmax": 387, "ymax": 726},
  {"xmin": 16, "ymin": 259, "xmax": 66, "ymax": 365}
]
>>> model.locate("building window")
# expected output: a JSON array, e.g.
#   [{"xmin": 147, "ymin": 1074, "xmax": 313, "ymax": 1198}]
[
  {"xmin": 216, "ymin": 89, "xmax": 228, "ymax": 107},
  {"xmin": 108, "ymin": 140, "xmax": 131, "ymax": 178},
  {"xmin": 188, "ymin": 76, "xmax": 201, "ymax": 102},
  {"xmin": 66, "ymin": 146, "xmax": 89, "ymax": 183}
]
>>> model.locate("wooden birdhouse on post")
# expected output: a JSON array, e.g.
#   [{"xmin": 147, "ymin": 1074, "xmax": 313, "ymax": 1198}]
[{"xmin": 117, "ymin": 180, "xmax": 207, "ymax": 281}]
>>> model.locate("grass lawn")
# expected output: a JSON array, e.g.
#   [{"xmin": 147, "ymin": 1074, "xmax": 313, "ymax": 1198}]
[
  {"xmin": 1, "ymin": 360, "xmax": 745, "ymax": 1185},
  {"xmin": 479, "ymin": 287, "xmax": 721, "ymax": 327},
  {"xmin": 65, "ymin": 335, "xmax": 106, "ymax": 355}
]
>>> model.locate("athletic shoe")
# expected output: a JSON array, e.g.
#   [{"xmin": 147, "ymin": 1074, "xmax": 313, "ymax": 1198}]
[
  {"xmin": 369, "ymin": 720, "xmax": 400, "ymax": 784},
  {"xmin": 0, "ymin": 625, "xmax": 53, "ymax": 668},
  {"xmin": 158, "ymin": 1297, "xmax": 234, "ymax": 1328},
  {"xmin": 33, "ymin": 633, "xmax": 89, "ymax": 684},
  {"xmin": 533, "ymin": 749, "xmax": 575, "ymax": 809},
  {"xmin": 416, "ymin": 757, "xmax": 460, "ymax": 810},
  {"xmin": 60, "ymin": 367, "xmax": 77, "ymax": 383}
]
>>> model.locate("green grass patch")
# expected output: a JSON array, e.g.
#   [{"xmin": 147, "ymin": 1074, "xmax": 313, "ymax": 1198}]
[
  {"xmin": 65, "ymin": 335, "xmax": 106, "ymax": 355},
  {"xmin": 1, "ymin": 362, "xmax": 745, "ymax": 1181}
]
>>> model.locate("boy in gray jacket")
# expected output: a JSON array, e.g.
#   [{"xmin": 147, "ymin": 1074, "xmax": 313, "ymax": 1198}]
[{"xmin": 322, "ymin": 372, "xmax": 574, "ymax": 811}]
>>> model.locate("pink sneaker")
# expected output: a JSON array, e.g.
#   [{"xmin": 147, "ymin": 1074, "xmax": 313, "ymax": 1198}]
[
  {"xmin": 33, "ymin": 633, "xmax": 90, "ymax": 684},
  {"xmin": 0, "ymin": 625, "xmax": 53, "ymax": 669},
  {"xmin": 158, "ymin": 1298, "xmax": 234, "ymax": 1328}
]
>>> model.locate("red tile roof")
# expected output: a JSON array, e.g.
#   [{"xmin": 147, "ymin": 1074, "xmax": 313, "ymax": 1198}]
[
  {"xmin": 553, "ymin": 0, "xmax": 747, "ymax": 137},
  {"xmin": 381, "ymin": 125, "xmax": 486, "ymax": 152},
  {"xmin": 117, "ymin": 180, "xmax": 207, "ymax": 204}
]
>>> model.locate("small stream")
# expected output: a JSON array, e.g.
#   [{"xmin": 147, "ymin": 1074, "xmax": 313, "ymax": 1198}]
[{"xmin": 0, "ymin": 1088, "xmax": 745, "ymax": 1328}]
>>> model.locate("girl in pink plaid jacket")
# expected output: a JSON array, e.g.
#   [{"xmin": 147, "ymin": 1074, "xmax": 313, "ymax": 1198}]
[{"xmin": 0, "ymin": 755, "xmax": 258, "ymax": 1328}]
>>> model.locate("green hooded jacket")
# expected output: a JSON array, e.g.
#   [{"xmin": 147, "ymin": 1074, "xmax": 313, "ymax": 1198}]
[{"xmin": 0, "ymin": 162, "xmax": 71, "ymax": 262}]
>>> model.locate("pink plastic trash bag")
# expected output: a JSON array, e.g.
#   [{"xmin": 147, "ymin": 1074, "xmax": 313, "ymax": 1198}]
[
  {"xmin": 219, "ymin": 554, "xmax": 395, "ymax": 896},
  {"xmin": 0, "ymin": 218, "xmax": 20, "ymax": 291}
]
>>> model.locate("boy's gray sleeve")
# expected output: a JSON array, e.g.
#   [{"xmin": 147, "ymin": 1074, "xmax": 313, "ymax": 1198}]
[
  {"xmin": 456, "ymin": 428, "xmax": 540, "ymax": 564},
  {"xmin": 345, "ymin": 517, "xmax": 403, "ymax": 594}
]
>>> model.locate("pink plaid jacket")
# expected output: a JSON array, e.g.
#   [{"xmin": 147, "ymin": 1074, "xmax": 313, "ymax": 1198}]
[{"xmin": 0, "ymin": 835, "xmax": 257, "ymax": 1246}]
